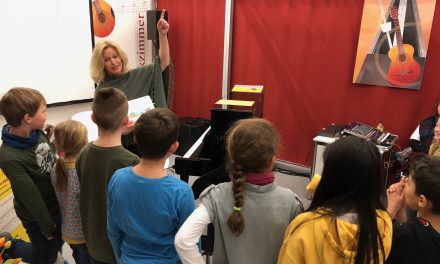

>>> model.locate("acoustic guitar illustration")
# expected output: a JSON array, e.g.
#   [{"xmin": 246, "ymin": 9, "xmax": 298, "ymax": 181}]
[
  {"xmin": 387, "ymin": 7, "xmax": 421, "ymax": 86},
  {"xmin": 92, "ymin": 0, "xmax": 115, "ymax": 38}
]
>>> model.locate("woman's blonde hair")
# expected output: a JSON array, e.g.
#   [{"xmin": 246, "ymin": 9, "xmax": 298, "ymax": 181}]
[
  {"xmin": 89, "ymin": 40, "xmax": 130, "ymax": 83},
  {"xmin": 54, "ymin": 120, "xmax": 88, "ymax": 191},
  {"xmin": 226, "ymin": 118, "xmax": 280, "ymax": 236}
]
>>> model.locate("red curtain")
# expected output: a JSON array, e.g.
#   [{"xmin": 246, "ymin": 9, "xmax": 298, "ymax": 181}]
[
  {"xmin": 158, "ymin": 0, "xmax": 225, "ymax": 118},
  {"xmin": 161, "ymin": 0, "xmax": 440, "ymax": 166}
]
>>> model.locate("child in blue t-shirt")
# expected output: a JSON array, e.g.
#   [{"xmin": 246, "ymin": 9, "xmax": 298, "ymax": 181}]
[{"xmin": 107, "ymin": 108, "xmax": 195, "ymax": 263}]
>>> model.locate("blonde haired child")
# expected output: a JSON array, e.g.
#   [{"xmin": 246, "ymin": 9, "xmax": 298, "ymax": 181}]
[{"xmin": 50, "ymin": 120, "xmax": 90, "ymax": 264}]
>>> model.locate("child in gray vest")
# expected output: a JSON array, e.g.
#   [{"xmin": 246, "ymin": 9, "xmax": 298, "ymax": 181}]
[{"xmin": 175, "ymin": 118, "xmax": 303, "ymax": 264}]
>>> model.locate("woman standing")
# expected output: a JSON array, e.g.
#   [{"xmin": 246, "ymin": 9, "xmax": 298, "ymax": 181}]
[{"xmin": 89, "ymin": 10, "xmax": 170, "ymax": 153}]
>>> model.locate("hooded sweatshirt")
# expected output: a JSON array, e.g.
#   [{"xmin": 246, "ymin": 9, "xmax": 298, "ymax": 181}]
[
  {"xmin": 0, "ymin": 125, "xmax": 58, "ymax": 237},
  {"xmin": 278, "ymin": 209, "xmax": 392, "ymax": 264},
  {"xmin": 386, "ymin": 217, "xmax": 440, "ymax": 264}
]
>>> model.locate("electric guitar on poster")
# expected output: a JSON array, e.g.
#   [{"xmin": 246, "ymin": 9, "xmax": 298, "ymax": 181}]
[
  {"xmin": 387, "ymin": 6, "xmax": 421, "ymax": 87},
  {"xmin": 92, "ymin": 0, "xmax": 115, "ymax": 38}
]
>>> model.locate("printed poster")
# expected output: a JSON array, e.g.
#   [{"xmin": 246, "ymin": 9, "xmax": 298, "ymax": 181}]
[
  {"xmin": 353, "ymin": 0, "xmax": 436, "ymax": 89},
  {"xmin": 90, "ymin": 0, "xmax": 155, "ymax": 68}
]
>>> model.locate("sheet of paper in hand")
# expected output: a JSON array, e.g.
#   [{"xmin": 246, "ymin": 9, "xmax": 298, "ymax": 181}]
[{"xmin": 128, "ymin": 96, "xmax": 155, "ymax": 121}]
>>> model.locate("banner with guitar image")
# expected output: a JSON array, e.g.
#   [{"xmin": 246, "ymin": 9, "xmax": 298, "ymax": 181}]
[
  {"xmin": 92, "ymin": 0, "xmax": 116, "ymax": 38},
  {"xmin": 90, "ymin": 0, "xmax": 155, "ymax": 68},
  {"xmin": 353, "ymin": 0, "xmax": 436, "ymax": 89},
  {"xmin": 387, "ymin": 6, "xmax": 422, "ymax": 86}
]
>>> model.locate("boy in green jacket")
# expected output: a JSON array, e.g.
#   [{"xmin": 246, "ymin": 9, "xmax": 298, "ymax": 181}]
[
  {"xmin": 76, "ymin": 87, "xmax": 140, "ymax": 264},
  {"xmin": 0, "ymin": 87, "xmax": 62, "ymax": 264}
]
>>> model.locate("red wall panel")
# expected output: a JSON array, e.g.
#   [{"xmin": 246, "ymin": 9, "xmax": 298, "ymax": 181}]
[
  {"xmin": 160, "ymin": 0, "xmax": 440, "ymax": 166},
  {"xmin": 230, "ymin": 0, "xmax": 440, "ymax": 165},
  {"xmin": 158, "ymin": 0, "xmax": 225, "ymax": 118}
]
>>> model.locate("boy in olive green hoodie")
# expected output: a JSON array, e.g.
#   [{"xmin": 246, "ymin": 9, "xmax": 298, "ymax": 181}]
[{"xmin": 0, "ymin": 87, "xmax": 62, "ymax": 264}]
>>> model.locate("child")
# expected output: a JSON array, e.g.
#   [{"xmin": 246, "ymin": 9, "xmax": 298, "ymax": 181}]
[
  {"xmin": 278, "ymin": 136, "xmax": 392, "ymax": 264},
  {"xmin": 107, "ymin": 108, "xmax": 195, "ymax": 263},
  {"xmin": 175, "ymin": 118, "xmax": 303, "ymax": 264},
  {"xmin": 386, "ymin": 156, "xmax": 440, "ymax": 264},
  {"xmin": 428, "ymin": 118, "xmax": 440, "ymax": 157},
  {"xmin": 0, "ymin": 87, "xmax": 62, "ymax": 264},
  {"xmin": 410, "ymin": 100, "xmax": 439, "ymax": 153},
  {"xmin": 50, "ymin": 120, "xmax": 90, "ymax": 264},
  {"xmin": 76, "ymin": 87, "xmax": 140, "ymax": 264},
  {"xmin": 0, "ymin": 231, "xmax": 33, "ymax": 263}
]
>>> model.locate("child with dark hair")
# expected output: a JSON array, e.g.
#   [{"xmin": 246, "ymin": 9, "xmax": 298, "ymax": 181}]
[
  {"xmin": 278, "ymin": 136, "xmax": 392, "ymax": 264},
  {"xmin": 410, "ymin": 100, "xmax": 440, "ymax": 153},
  {"xmin": 107, "ymin": 108, "xmax": 195, "ymax": 263},
  {"xmin": 76, "ymin": 87, "xmax": 140, "ymax": 264},
  {"xmin": 428, "ymin": 118, "xmax": 440, "ymax": 157},
  {"xmin": 175, "ymin": 118, "xmax": 303, "ymax": 264},
  {"xmin": 0, "ymin": 87, "xmax": 62, "ymax": 264},
  {"xmin": 50, "ymin": 120, "xmax": 90, "ymax": 264},
  {"xmin": 386, "ymin": 156, "xmax": 440, "ymax": 264}
]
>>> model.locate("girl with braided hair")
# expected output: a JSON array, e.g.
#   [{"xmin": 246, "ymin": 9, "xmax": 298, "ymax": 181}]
[{"xmin": 175, "ymin": 118, "xmax": 303, "ymax": 264}]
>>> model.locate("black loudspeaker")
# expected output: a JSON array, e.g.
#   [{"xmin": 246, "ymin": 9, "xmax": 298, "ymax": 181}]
[{"xmin": 147, "ymin": 10, "xmax": 168, "ymax": 41}]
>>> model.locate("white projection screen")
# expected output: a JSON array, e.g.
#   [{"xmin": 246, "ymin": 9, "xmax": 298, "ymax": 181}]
[{"xmin": 0, "ymin": 0, "xmax": 95, "ymax": 105}]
